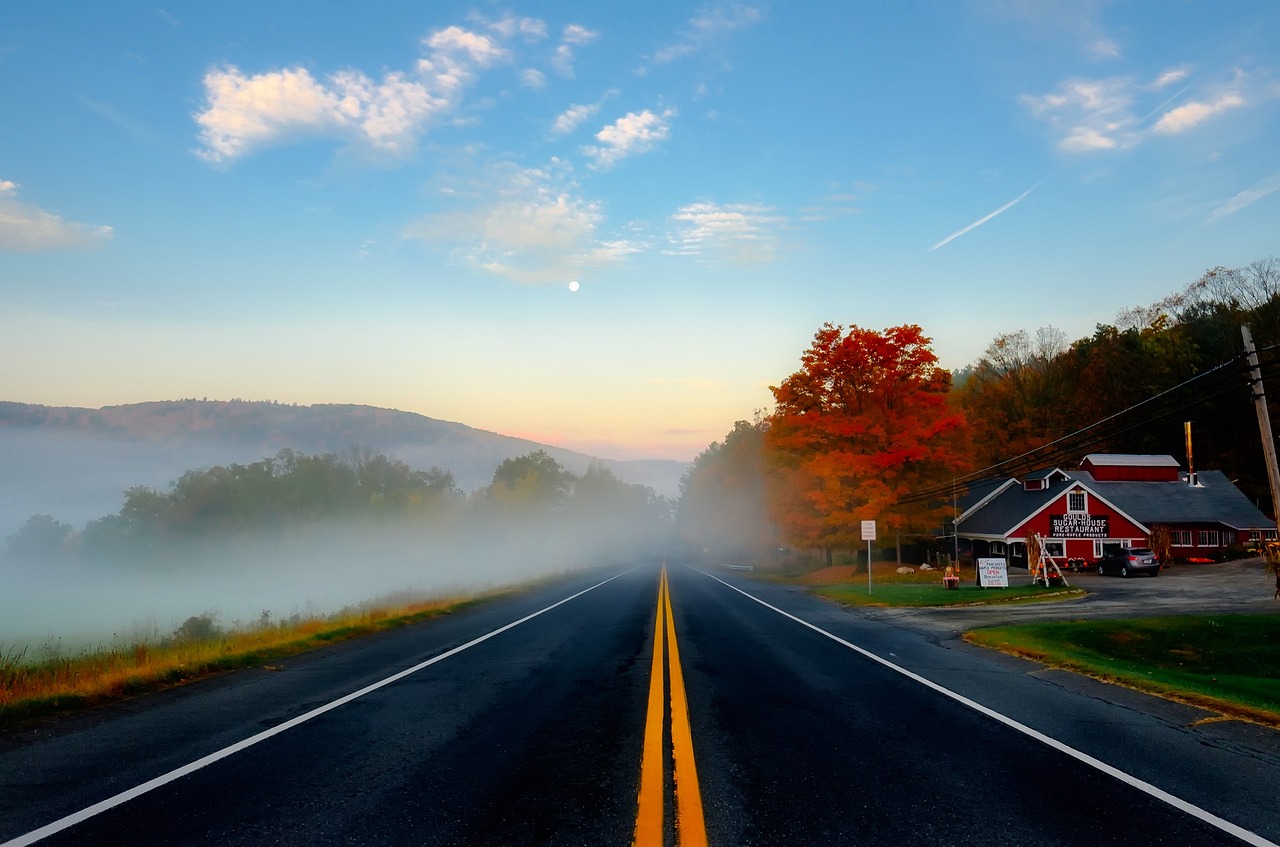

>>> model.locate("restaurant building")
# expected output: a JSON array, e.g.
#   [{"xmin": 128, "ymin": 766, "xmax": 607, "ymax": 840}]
[{"xmin": 953, "ymin": 454, "xmax": 1276, "ymax": 567}]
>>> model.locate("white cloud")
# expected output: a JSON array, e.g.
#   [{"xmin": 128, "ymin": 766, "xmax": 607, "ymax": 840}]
[
  {"xmin": 546, "ymin": 24, "xmax": 599, "ymax": 80},
  {"xmin": 562, "ymin": 24, "xmax": 599, "ymax": 46},
  {"xmin": 1089, "ymin": 37, "xmax": 1120, "ymax": 60},
  {"xmin": 403, "ymin": 165, "xmax": 642, "ymax": 283},
  {"xmin": 550, "ymin": 44, "xmax": 577, "ymax": 78},
  {"xmin": 667, "ymin": 201, "xmax": 784, "ymax": 263},
  {"xmin": 583, "ymin": 108, "xmax": 676, "ymax": 170},
  {"xmin": 1153, "ymin": 67, "xmax": 1190, "ymax": 89},
  {"xmin": 1021, "ymin": 76, "xmax": 1138, "ymax": 152},
  {"xmin": 194, "ymin": 22, "xmax": 514, "ymax": 163},
  {"xmin": 1024, "ymin": 67, "xmax": 1264, "ymax": 153},
  {"xmin": 521, "ymin": 68, "xmax": 546, "ymax": 89},
  {"xmin": 424, "ymin": 26, "xmax": 510, "ymax": 66},
  {"xmin": 483, "ymin": 15, "xmax": 547, "ymax": 42},
  {"xmin": 652, "ymin": 2, "xmax": 764, "ymax": 65},
  {"xmin": 552, "ymin": 102, "xmax": 599, "ymax": 136},
  {"xmin": 0, "ymin": 181, "xmax": 113, "ymax": 252},
  {"xmin": 1153, "ymin": 92, "xmax": 1245, "ymax": 135}
]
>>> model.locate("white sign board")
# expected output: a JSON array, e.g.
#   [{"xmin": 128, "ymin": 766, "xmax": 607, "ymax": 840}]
[
  {"xmin": 977, "ymin": 557, "xmax": 1009, "ymax": 588},
  {"xmin": 860, "ymin": 520, "xmax": 876, "ymax": 541}
]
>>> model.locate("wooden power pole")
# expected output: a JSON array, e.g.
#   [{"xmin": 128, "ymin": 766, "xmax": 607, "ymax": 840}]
[{"xmin": 1242, "ymin": 325, "xmax": 1280, "ymax": 523}]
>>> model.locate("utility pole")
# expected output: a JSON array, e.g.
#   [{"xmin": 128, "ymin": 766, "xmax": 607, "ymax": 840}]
[{"xmin": 1242, "ymin": 325, "xmax": 1280, "ymax": 523}]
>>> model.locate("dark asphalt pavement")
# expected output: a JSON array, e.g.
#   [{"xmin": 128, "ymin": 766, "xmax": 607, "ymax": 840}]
[{"xmin": 2, "ymin": 562, "xmax": 1278, "ymax": 846}]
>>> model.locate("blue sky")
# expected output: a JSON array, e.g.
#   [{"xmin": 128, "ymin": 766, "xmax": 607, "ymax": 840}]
[{"xmin": 2, "ymin": 2, "xmax": 1278, "ymax": 461}]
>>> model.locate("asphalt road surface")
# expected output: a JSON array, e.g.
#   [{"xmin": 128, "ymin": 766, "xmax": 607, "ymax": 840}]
[{"xmin": 2, "ymin": 562, "xmax": 1278, "ymax": 846}]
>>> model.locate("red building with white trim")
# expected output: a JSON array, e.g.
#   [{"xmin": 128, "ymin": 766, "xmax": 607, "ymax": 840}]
[{"xmin": 954, "ymin": 455, "xmax": 1276, "ymax": 567}]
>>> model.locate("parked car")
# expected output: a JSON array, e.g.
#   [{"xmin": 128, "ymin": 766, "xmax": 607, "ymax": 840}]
[{"xmin": 1096, "ymin": 547, "xmax": 1161, "ymax": 577}]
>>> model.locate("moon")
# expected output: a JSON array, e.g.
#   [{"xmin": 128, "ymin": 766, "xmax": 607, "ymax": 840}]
[{"xmin": 568, "ymin": 280, "xmax": 580, "ymax": 292}]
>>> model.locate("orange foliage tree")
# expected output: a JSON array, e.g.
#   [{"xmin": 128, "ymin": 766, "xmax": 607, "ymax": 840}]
[{"xmin": 765, "ymin": 323, "xmax": 970, "ymax": 564}]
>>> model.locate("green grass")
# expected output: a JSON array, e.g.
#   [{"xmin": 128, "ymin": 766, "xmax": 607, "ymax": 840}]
[
  {"xmin": 966, "ymin": 615, "xmax": 1280, "ymax": 724},
  {"xmin": 815, "ymin": 582, "xmax": 1085, "ymax": 607}
]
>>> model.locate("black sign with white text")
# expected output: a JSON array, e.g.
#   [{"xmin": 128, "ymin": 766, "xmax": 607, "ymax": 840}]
[{"xmin": 1049, "ymin": 514, "xmax": 1110, "ymax": 538}]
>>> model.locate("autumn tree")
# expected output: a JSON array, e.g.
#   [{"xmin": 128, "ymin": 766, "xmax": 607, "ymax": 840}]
[
  {"xmin": 956, "ymin": 327, "xmax": 1077, "ymax": 467},
  {"xmin": 765, "ymin": 323, "xmax": 969, "ymax": 565}
]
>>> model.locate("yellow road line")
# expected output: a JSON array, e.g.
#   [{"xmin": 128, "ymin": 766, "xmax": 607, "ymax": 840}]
[
  {"xmin": 664, "ymin": 567, "xmax": 708, "ymax": 847},
  {"xmin": 633, "ymin": 569, "xmax": 667, "ymax": 846},
  {"xmin": 633, "ymin": 565, "xmax": 708, "ymax": 847}
]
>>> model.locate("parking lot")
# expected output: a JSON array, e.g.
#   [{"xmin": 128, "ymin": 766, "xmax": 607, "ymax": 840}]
[{"xmin": 874, "ymin": 557, "xmax": 1280, "ymax": 634}]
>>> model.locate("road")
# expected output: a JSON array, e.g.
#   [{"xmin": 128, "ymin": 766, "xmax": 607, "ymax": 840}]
[{"xmin": 2, "ymin": 562, "xmax": 1278, "ymax": 846}]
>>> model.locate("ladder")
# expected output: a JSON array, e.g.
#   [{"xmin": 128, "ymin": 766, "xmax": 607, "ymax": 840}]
[{"xmin": 1030, "ymin": 532, "xmax": 1070, "ymax": 588}]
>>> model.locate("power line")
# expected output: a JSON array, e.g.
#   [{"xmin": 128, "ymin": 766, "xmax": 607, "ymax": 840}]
[{"xmin": 899, "ymin": 350, "xmax": 1258, "ymax": 506}]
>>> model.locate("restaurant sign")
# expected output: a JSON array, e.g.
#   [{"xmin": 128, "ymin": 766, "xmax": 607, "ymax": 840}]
[{"xmin": 1049, "ymin": 514, "xmax": 1109, "ymax": 539}]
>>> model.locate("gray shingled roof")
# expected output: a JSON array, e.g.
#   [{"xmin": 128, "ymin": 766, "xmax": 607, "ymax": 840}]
[
  {"xmin": 1069, "ymin": 469, "xmax": 1276, "ymax": 530},
  {"xmin": 956, "ymin": 467, "xmax": 1277, "ymax": 539},
  {"xmin": 956, "ymin": 477, "xmax": 1078, "ymax": 537}
]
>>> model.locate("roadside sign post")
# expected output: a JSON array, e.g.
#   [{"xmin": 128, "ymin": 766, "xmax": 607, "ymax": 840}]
[{"xmin": 860, "ymin": 520, "xmax": 876, "ymax": 595}]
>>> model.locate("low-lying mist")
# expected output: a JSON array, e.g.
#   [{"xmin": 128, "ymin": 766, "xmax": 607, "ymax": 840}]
[
  {"xmin": 3, "ymin": 515, "xmax": 669, "ymax": 657},
  {"xmin": 2, "ymin": 447, "xmax": 675, "ymax": 658}
]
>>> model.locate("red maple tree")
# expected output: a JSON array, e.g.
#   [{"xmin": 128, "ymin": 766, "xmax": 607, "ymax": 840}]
[{"xmin": 765, "ymin": 323, "xmax": 970, "ymax": 562}]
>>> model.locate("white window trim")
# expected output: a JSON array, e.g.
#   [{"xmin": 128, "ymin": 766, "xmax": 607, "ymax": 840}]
[{"xmin": 1067, "ymin": 489, "xmax": 1088, "ymax": 514}]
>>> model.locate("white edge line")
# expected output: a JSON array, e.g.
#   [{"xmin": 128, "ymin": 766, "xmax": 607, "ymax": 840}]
[
  {"xmin": 4, "ymin": 569, "xmax": 633, "ymax": 847},
  {"xmin": 696, "ymin": 568, "xmax": 1278, "ymax": 847}
]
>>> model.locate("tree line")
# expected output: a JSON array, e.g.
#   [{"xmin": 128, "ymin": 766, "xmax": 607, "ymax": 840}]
[
  {"xmin": 4, "ymin": 448, "xmax": 672, "ymax": 568},
  {"xmin": 677, "ymin": 256, "xmax": 1280, "ymax": 566}
]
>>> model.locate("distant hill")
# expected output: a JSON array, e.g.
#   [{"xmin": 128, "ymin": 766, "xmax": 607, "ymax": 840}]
[{"xmin": 0, "ymin": 400, "xmax": 690, "ymax": 531}]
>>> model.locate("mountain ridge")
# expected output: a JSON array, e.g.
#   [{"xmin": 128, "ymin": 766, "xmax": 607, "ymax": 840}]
[{"xmin": 0, "ymin": 400, "xmax": 690, "ymax": 531}]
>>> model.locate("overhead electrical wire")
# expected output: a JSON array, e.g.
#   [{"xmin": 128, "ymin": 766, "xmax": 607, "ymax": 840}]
[{"xmin": 896, "ymin": 347, "xmax": 1270, "ymax": 506}]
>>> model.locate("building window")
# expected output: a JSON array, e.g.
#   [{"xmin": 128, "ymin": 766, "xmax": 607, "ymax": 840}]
[
  {"xmin": 1045, "ymin": 541, "xmax": 1064, "ymax": 557},
  {"xmin": 1171, "ymin": 530, "xmax": 1192, "ymax": 546},
  {"xmin": 1093, "ymin": 540, "xmax": 1104, "ymax": 558},
  {"xmin": 991, "ymin": 541, "xmax": 1007, "ymax": 555},
  {"xmin": 1067, "ymin": 490, "xmax": 1087, "ymax": 513},
  {"xmin": 1197, "ymin": 530, "xmax": 1220, "ymax": 547}
]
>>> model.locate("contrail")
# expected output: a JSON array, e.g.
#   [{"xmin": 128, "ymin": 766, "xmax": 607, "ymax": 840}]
[{"xmin": 930, "ymin": 180, "xmax": 1042, "ymax": 251}]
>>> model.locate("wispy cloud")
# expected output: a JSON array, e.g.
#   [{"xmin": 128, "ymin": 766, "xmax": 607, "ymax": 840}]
[
  {"xmin": 1023, "ymin": 67, "xmax": 1258, "ymax": 153},
  {"xmin": 1153, "ymin": 91, "xmax": 1246, "ymax": 135},
  {"xmin": 78, "ymin": 95, "xmax": 159, "ymax": 142},
  {"xmin": 583, "ymin": 108, "xmax": 676, "ymax": 170},
  {"xmin": 552, "ymin": 102, "xmax": 600, "ymax": 136},
  {"xmin": 1207, "ymin": 169, "xmax": 1280, "ymax": 223},
  {"xmin": 930, "ymin": 181, "xmax": 1040, "ymax": 251},
  {"xmin": 667, "ymin": 201, "xmax": 784, "ymax": 263},
  {"xmin": 403, "ymin": 164, "xmax": 642, "ymax": 284},
  {"xmin": 650, "ymin": 2, "xmax": 764, "ymax": 65},
  {"xmin": 0, "ymin": 180, "xmax": 114, "ymax": 252},
  {"xmin": 550, "ymin": 23, "xmax": 599, "ymax": 78}
]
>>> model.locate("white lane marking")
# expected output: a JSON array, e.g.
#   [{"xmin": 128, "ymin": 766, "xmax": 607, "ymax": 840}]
[
  {"xmin": 699, "ymin": 569, "xmax": 1278, "ymax": 847},
  {"xmin": 3, "ymin": 570, "xmax": 633, "ymax": 847}
]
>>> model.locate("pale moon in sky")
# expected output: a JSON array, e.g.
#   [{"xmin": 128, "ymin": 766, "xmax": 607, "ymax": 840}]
[{"xmin": 568, "ymin": 280, "xmax": 580, "ymax": 292}]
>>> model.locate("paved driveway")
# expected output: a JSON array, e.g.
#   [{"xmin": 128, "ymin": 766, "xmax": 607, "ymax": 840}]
[{"xmin": 868, "ymin": 557, "xmax": 1280, "ymax": 634}]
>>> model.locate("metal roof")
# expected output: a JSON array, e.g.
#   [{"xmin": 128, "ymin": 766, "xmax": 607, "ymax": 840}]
[
  {"xmin": 1069, "ymin": 469, "xmax": 1276, "ymax": 530},
  {"xmin": 1081, "ymin": 453, "xmax": 1181, "ymax": 468}
]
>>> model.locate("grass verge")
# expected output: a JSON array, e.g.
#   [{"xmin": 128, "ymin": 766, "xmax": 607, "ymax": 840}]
[
  {"xmin": 0, "ymin": 592, "xmax": 496, "ymax": 729},
  {"xmin": 965, "ymin": 615, "xmax": 1280, "ymax": 727},
  {"xmin": 814, "ymin": 582, "xmax": 1085, "ymax": 607},
  {"xmin": 781, "ymin": 564, "xmax": 1086, "ymax": 607}
]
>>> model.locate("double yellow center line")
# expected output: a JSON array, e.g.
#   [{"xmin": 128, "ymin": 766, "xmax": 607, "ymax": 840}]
[{"xmin": 634, "ymin": 565, "xmax": 707, "ymax": 847}]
